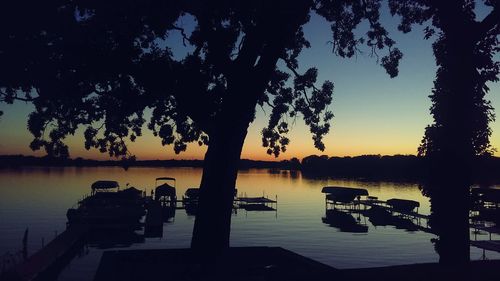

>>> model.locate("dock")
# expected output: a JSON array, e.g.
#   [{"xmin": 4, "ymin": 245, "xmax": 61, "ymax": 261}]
[
  {"xmin": 235, "ymin": 196, "xmax": 278, "ymax": 212},
  {"xmin": 470, "ymin": 240, "xmax": 500, "ymax": 253},
  {"xmin": 343, "ymin": 260, "xmax": 500, "ymax": 281},
  {"xmin": 325, "ymin": 197, "xmax": 429, "ymax": 221},
  {"xmin": 357, "ymin": 199, "xmax": 429, "ymax": 220},
  {"xmin": 94, "ymin": 247, "xmax": 339, "ymax": 281},
  {"xmin": 470, "ymin": 224, "xmax": 500, "ymax": 255},
  {"xmin": 4, "ymin": 225, "xmax": 88, "ymax": 281}
]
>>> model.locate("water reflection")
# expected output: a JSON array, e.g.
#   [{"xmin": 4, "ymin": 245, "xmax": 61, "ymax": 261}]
[
  {"xmin": 365, "ymin": 206, "xmax": 419, "ymax": 232},
  {"xmin": 321, "ymin": 186, "xmax": 428, "ymax": 235},
  {"xmin": 4, "ymin": 167, "xmax": 500, "ymax": 279},
  {"xmin": 322, "ymin": 209, "xmax": 368, "ymax": 233}
]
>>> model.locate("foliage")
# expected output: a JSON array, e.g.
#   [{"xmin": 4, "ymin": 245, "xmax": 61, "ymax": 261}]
[
  {"xmin": 389, "ymin": 0, "xmax": 499, "ymax": 157},
  {"xmin": 0, "ymin": 0, "xmax": 401, "ymax": 159}
]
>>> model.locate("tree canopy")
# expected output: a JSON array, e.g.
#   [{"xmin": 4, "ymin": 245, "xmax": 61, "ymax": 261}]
[
  {"xmin": 388, "ymin": 0, "xmax": 499, "ymax": 158},
  {"xmin": 0, "ymin": 0, "xmax": 401, "ymax": 159}
]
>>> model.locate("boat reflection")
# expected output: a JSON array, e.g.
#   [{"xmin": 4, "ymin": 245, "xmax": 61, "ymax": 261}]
[
  {"xmin": 322, "ymin": 209, "xmax": 368, "ymax": 233},
  {"xmin": 365, "ymin": 206, "xmax": 419, "ymax": 232},
  {"xmin": 321, "ymin": 186, "xmax": 427, "ymax": 234}
]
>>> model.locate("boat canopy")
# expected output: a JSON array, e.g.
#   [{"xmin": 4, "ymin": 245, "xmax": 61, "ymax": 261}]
[
  {"xmin": 120, "ymin": 186, "xmax": 143, "ymax": 197},
  {"xmin": 321, "ymin": 186, "xmax": 368, "ymax": 196},
  {"xmin": 155, "ymin": 177, "xmax": 176, "ymax": 182},
  {"xmin": 322, "ymin": 186, "xmax": 369, "ymax": 204},
  {"xmin": 155, "ymin": 183, "xmax": 176, "ymax": 200},
  {"xmin": 91, "ymin": 180, "xmax": 119, "ymax": 190}
]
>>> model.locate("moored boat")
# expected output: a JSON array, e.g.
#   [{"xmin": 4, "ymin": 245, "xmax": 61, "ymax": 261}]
[
  {"xmin": 386, "ymin": 198, "xmax": 420, "ymax": 213},
  {"xmin": 154, "ymin": 177, "xmax": 177, "ymax": 206},
  {"xmin": 67, "ymin": 181, "xmax": 145, "ymax": 230}
]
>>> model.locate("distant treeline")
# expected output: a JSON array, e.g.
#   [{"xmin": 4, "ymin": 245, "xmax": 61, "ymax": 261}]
[
  {"xmin": 0, "ymin": 155, "xmax": 298, "ymax": 170},
  {"xmin": 301, "ymin": 154, "xmax": 500, "ymax": 183},
  {"xmin": 2, "ymin": 154, "xmax": 500, "ymax": 183}
]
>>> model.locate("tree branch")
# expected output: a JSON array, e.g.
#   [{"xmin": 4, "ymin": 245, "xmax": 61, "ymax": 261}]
[
  {"xmin": 0, "ymin": 91, "xmax": 36, "ymax": 103},
  {"xmin": 170, "ymin": 24, "xmax": 192, "ymax": 46}
]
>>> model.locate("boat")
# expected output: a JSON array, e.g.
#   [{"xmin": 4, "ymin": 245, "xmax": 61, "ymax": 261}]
[
  {"xmin": 385, "ymin": 198, "xmax": 420, "ymax": 213},
  {"xmin": 154, "ymin": 177, "xmax": 177, "ymax": 206},
  {"xmin": 321, "ymin": 186, "xmax": 369, "ymax": 204},
  {"xmin": 182, "ymin": 188, "xmax": 199, "ymax": 204},
  {"xmin": 181, "ymin": 188, "xmax": 199, "ymax": 216},
  {"xmin": 66, "ymin": 180, "xmax": 145, "ymax": 230}
]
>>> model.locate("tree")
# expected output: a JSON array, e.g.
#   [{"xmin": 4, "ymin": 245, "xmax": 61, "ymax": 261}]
[
  {"xmin": 0, "ymin": 0, "xmax": 401, "ymax": 253},
  {"xmin": 389, "ymin": 0, "xmax": 500, "ymax": 264},
  {"xmin": 389, "ymin": 0, "xmax": 499, "ymax": 168}
]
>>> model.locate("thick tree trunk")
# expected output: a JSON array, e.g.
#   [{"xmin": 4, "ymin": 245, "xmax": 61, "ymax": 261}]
[
  {"xmin": 190, "ymin": 70, "xmax": 265, "ymax": 256},
  {"xmin": 427, "ymin": 2, "xmax": 478, "ymax": 265},
  {"xmin": 189, "ymin": 0, "xmax": 311, "ymax": 259},
  {"xmin": 190, "ymin": 117, "xmax": 250, "ymax": 254}
]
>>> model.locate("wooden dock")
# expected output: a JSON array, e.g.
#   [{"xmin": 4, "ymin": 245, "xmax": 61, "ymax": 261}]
[
  {"xmin": 94, "ymin": 247, "xmax": 339, "ymax": 281},
  {"xmin": 470, "ymin": 224, "xmax": 500, "ymax": 254},
  {"xmin": 470, "ymin": 240, "xmax": 500, "ymax": 253},
  {"xmin": 343, "ymin": 260, "xmax": 500, "ymax": 281},
  {"xmin": 4, "ymin": 225, "xmax": 88, "ymax": 281}
]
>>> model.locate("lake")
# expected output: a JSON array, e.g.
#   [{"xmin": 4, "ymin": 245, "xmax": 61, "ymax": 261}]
[{"xmin": 0, "ymin": 167, "xmax": 498, "ymax": 280}]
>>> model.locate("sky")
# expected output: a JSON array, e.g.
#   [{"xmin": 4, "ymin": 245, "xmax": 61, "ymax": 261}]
[{"xmin": 0, "ymin": 5, "xmax": 499, "ymax": 161}]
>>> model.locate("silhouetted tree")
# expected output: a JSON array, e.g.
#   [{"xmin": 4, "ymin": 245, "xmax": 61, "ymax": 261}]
[
  {"xmin": 0, "ymin": 0, "xmax": 401, "ymax": 253},
  {"xmin": 389, "ymin": 0, "xmax": 499, "ymax": 264},
  {"xmin": 390, "ymin": 1, "xmax": 499, "ymax": 168}
]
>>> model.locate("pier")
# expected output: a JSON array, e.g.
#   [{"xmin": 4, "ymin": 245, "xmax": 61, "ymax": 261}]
[
  {"xmin": 4, "ymin": 225, "xmax": 88, "ymax": 281},
  {"xmin": 470, "ymin": 224, "xmax": 500, "ymax": 256},
  {"xmin": 94, "ymin": 247, "xmax": 338, "ymax": 281}
]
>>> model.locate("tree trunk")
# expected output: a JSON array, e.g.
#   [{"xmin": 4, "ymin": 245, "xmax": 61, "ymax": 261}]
[
  {"xmin": 189, "ymin": 0, "xmax": 311, "ymax": 259},
  {"xmin": 190, "ymin": 117, "xmax": 250, "ymax": 254},
  {"xmin": 190, "ymin": 71, "xmax": 264, "ymax": 256},
  {"xmin": 426, "ymin": 2, "xmax": 478, "ymax": 265}
]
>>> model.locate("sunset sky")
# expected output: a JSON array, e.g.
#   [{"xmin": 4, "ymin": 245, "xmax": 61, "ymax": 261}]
[{"xmin": 0, "ymin": 7, "xmax": 499, "ymax": 161}]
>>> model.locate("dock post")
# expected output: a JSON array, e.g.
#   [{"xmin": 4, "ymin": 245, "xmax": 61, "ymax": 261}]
[{"xmin": 22, "ymin": 228, "xmax": 28, "ymax": 261}]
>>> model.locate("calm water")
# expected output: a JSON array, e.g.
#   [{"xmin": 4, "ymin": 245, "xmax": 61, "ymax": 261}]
[{"xmin": 0, "ymin": 167, "xmax": 498, "ymax": 280}]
